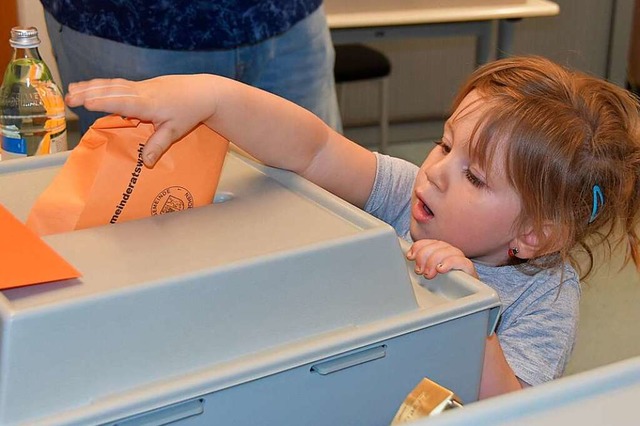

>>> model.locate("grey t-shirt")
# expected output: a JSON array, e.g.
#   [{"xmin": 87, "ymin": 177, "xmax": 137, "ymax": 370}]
[{"xmin": 364, "ymin": 153, "xmax": 581, "ymax": 385}]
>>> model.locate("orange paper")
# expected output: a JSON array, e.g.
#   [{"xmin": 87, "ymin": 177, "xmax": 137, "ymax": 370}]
[
  {"xmin": 0, "ymin": 204, "xmax": 80, "ymax": 289},
  {"xmin": 26, "ymin": 115, "xmax": 229, "ymax": 235}
]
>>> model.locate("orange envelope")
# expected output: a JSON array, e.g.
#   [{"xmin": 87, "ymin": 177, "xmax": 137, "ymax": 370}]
[
  {"xmin": 0, "ymin": 204, "xmax": 80, "ymax": 289},
  {"xmin": 27, "ymin": 115, "xmax": 229, "ymax": 235}
]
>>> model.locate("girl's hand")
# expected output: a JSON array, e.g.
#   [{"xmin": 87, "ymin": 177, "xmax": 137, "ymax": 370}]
[
  {"xmin": 406, "ymin": 239, "xmax": 478, "ymax": 279},
  {"xmin": 65, "ymin": 75, "xmax": 220, "ymax": 167}
]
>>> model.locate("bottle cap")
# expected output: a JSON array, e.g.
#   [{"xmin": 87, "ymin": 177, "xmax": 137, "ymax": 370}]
[{"xmin": 10, "ymin": 26, "xmax": 41, "ymax": 49}]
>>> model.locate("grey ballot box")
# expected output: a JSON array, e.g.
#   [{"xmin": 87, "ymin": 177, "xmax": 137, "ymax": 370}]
[{"xmin": 0, "ymin": 149, "xmax": 500, "ymax": 426}]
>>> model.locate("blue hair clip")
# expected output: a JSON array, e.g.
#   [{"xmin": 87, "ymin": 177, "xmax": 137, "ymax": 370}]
[{"xmin": 589, "ymin": 184, "xmax": 604, "ymax": 223}]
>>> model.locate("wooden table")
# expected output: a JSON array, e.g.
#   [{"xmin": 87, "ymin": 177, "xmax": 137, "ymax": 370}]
[{"xmin": 325, "ymin": 0, "xmax": 560, "ymax": 65}]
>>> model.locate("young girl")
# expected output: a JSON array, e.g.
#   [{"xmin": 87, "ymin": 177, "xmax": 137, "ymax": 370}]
[{"xmin": 65, "ymin": 56, "xmax": 640, "ymax": 399}]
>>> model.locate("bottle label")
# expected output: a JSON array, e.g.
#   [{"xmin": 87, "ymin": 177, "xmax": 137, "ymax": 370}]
[
  {"xmin": 0, "ymin": 131, "xmax": 67, "ymax": 159},
  {"xmin": 49, "ymin": 130, "xmax": 67, "ymax": 153},
  {"xmin": 1, "ymin": 135, "xmax": 27, "ymax": 158}
]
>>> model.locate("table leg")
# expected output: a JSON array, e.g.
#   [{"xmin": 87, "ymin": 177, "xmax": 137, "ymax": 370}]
[
  {"xmin": 475, "ymin": 21, "xmax": 495, "ymax": 66},
  {"xmin": 497, "ymin": 18, "xmax": 522, "ymax": 59}
]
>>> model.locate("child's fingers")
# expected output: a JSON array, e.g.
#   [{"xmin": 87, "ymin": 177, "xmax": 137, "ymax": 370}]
[
  {"xmin": 65, "ymin": 80, "xmax": 152, "ymax": 121},
  {"xmin": 67, "ymin": 79, "xmax": 132, "ymax": 95},
  {"xmin": 433, "ymin": 256, "xmax": 478, "ymax": 279},
  {"xmin": 406, "ymin": 239, "xmax": 436, "ymax": 259},
  {"xmin": 82, "ymin": 93, "xmax": 145, "ymax": 116},
  {"xmin": 143, "ymin": 123, "xmax": 182, "ymax": 167},
  {"xmin": 66, "ymin": 79, "xmax": 133, "ymax": 102},
  {"xmin": 408, "ymin": 240, "xmax": 477, "ymax": 279},
  {"xmin": 410, "ymin": 241, "xmax": 448, "ymax": 278}
]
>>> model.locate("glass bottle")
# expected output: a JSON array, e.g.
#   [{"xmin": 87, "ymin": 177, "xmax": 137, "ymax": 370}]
[{"xmin": 0, "ymin": 26, "xmax": 67, "ymax": 160}]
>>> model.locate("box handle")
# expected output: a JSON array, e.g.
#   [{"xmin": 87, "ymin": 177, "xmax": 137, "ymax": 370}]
[
  {"xmin": 107, "ymin": 398, "xmax": 204, "ymax": 426},
  {"xmin": 310, "ymin": 345, "xmax": 387, "ymax": 375}
]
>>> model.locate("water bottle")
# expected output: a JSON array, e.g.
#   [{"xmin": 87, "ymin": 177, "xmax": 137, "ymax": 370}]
[{"xmin": 0, "ymin": 26, "xmax": 67, "ymax": 160}]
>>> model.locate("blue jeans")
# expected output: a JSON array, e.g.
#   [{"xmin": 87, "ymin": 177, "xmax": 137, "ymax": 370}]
[{"xmin": 45, "ymin": 6, "xmax": 342, "ymax": 137}]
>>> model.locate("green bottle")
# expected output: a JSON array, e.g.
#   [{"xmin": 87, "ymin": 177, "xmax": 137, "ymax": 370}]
[{"xmin": 0, "ymin": 26, "xmax": 67, "ymax": 160}]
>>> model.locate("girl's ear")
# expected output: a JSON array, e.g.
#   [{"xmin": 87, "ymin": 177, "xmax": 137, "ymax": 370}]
[{"xmin": 510, "ymin": 224, "xmax": 561, "ymax": 259}]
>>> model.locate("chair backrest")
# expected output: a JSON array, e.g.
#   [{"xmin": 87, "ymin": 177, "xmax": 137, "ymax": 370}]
[{"xmin": 334, "ymin": 44, "xmax": 391, "ymax": 83}]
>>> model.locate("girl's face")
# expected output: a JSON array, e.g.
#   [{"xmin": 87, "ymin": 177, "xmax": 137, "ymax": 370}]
[{"xmin": 411, "ymin": 90, "xmax": 522, "ymax": 266}]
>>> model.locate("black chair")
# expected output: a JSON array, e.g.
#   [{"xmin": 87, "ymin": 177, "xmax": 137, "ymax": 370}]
[{"xmin": 334, "ymin": 44, "xmax": 392, "ymax": 153}]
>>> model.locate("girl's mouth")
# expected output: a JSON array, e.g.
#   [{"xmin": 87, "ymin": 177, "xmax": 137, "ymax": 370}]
[{"xmin": 412, "ymin": 196, "xmax": 434, "ymax": 222}]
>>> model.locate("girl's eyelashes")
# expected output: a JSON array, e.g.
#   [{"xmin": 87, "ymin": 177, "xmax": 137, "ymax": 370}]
[
  {"xmin": 433, "ymin": 139, "xmax": 451, "ymax": 154},
  {"xmin": 464, "ymin": 168, "xmax": 486, "ymax": 188},
  {"xmin": 434, "ymin": 139, "xmax": 487, "ymax": 188}
]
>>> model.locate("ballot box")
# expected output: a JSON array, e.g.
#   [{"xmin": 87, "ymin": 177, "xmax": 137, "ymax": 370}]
[{"xmin": 0, "ymin": 149, "xmax": 500, "ymax": 426}]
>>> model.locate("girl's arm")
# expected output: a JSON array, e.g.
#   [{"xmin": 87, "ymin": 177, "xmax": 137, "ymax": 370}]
[
  {"xmin": 479, "ymin": 334, "xmax": 525, "ymax": 399},
  {"xmin": 65, "ymin": 74, "xmax": 377, "ymax": 208}
]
